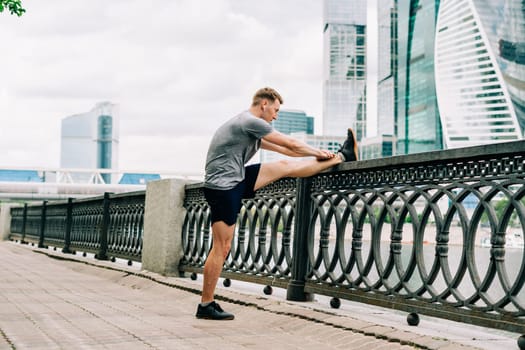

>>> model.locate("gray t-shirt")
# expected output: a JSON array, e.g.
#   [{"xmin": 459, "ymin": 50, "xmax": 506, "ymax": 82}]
[{"xmin": 204, "ymin": 110, "xmax": 273, "ymax": 190}]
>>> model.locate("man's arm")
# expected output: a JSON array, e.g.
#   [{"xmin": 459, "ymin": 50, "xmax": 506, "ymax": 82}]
[{"xmin": 261, "ymin": 131, "xmax": 334, "ymax": 160}]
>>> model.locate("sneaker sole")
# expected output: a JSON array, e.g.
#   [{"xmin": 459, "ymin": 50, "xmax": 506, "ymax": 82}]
[
  {"xmin": 347, "ymin": 128, "xmax": 358, "ymax": 160},
  {"xmin": 196, "ymin": 315, "xmax": 235, "ymax": 320}
]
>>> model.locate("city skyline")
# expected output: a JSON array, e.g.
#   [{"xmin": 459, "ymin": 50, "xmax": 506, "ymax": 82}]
[{"xmin": 8, "ymin": 1, "xmax": 522, "ymax": 174}]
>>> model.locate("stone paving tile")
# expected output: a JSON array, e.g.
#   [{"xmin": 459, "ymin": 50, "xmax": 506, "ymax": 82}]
[
  {"xmin": 362, "ymin": 324, "xmax": 398, "ymax": 336},
  {"xmin": 412, "ymin": 336, "xmax": 452, "ymax": 349},
  {"xmin": 324, "ymin": 314, "xmax": 374, "ymax": 329},
  {"xmin": 0, "ymin": 242, "xmax": 486, "ymax": 350},
  {"xmin": 0, "ymin": 336, "xmax": 12, "ymax": 350},
  {"xmin": 388, "ymin": 330, "xmax": 427, "ymax": 344}
]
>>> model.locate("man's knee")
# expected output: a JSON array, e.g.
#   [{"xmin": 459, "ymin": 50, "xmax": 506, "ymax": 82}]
[
  {"xmin": 210, "ymin": 239, "xmax": 231, "ymax": 258},
  {"xmin": 222, "ymin": 245, "xmax": 231, "ymax": 260},
  {"xmin": 215, "ymin": 241, "xmax": 231, "ymax": 260}
]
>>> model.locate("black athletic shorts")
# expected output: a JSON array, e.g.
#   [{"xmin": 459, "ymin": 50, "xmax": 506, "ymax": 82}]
[{"xmin": 204, "ymin": 164, "xmax": 261, "ymax": 226}]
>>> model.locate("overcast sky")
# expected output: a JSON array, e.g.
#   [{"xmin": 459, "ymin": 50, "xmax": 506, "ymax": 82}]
[{"xmin": 0, "ymin": 0, "xmax": 376, "ymax": 175}]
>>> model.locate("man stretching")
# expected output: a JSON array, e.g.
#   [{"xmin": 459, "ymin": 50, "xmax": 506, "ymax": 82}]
[{"xmin": 196, "ymin": 87, "xmax": 358, "ymax": 320}]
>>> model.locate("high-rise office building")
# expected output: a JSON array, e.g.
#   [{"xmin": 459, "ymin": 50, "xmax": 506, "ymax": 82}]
[
  {"xmin": 292, "ymin": 133, "xmax": 346, "ymax": 156},
  {"xmin": 474, "ymin": 0, "xmax": 525, "ymax": 133},
  {"xmin": 359, "ymin": 134, "xmax": 395, "ymax": 160},
  {"xmin": 435, "ymin": 0, "xmax": 523, "ymax": 148},
  {"xmin": 260, "ymin": 109, "xmax": 318, "ymax": 163},
  {"xmin": 390, "ymin": 0, "xmax": 523, "ymax": 154},
  {"xmin": 395, "ymin": 0, "xmax": 443, "ymax": 155},
  {"xmin": 345, "ymin": 0, "xmax": 399, "ymax": 161},
  {"xmin": 273, "ymin": 109, "xmax": 314, "ymax": 135},
  {"xmin": 322, "ymin": 0, "xmax": 368, "ymax": 140},
  {"xmin": 60, "ymin": 102, "xmax": 119, "ymax": 183},
  {"xmin": 377, "ymin": 0, "xmax": 397, "ymax": 139}
]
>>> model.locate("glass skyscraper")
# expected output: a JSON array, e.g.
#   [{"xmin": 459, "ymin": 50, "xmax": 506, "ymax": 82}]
[
  {"xmin": 377, "ymin": 0, "xmax": 397, "ymax": 139},
  {"xmin": 260, "ymin": 109, "xmax": 316, "ymax": 163},
  {"xmin": 395, "ymin": 0, "xmax": 443, "ymax": 155},
  {"xmin": 273, "ymin": 110, "xmax": 314, "ymax": 135},
  {"xmin": 475, "ymin": 0, "xmax": 525, "ymax": 133},
  {"xmin": 434, "ymin": 0, "xmax": 522, "ymax": 148},
  {"xmin": 60, "ymin": 102, "xmax": 119, "ymax": 183},
  {"xmin": 323, "ymin": 0, "xmax": 368, "ymax": 139},
  {"xmin": 388, "ymin": 0, "xmax": 525, "ymax": 154}
]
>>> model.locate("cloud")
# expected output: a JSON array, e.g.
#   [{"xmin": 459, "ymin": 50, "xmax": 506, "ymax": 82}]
[
  {"xmin": 119, "ymin": 134, "xmax": 208, "ymax": 174},
  {"xmin": 0, "ymin": 0, "xmax": 325, "ymax": 173}
]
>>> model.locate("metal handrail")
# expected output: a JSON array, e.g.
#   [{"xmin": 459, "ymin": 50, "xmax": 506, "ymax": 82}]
[
  {"xmin": 181, "ymin": 140, "xmax": 525, "ymax": 333},
  {"xmin": 8, "ymin": 140, "xmax": 525, "ymax": 333},
  {"xmin": 9, "ymin": 191, "xmax": 146, "ymax": 263}
]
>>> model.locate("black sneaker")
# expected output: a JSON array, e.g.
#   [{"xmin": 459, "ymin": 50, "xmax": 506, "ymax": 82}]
[
  {"xmin": 338, "ymin": 128, "xmax": 358, "ymax": 162},
  {"xmin": 196, "ymin": 301, "xmax": 235, "ymax": 320}
]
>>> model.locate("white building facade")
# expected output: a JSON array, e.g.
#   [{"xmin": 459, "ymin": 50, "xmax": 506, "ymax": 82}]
[{"xmin": 435, "ymin": 0, "xmax": 523, "ymax": 148}]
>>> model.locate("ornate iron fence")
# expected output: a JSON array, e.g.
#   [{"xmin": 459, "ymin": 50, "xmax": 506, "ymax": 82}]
[
  {"xmin": 7, "ymin": 141, "xmax": 525, "ymax": 334},
  {"xmin": 180, "ymin": 140, "xmax": 525, "ymax": 333},
  {"xmin": 107, "ymin": 192, "xmax": 144, "ymax": 261},
  {"xmin": 182, "ymin": 177, "xmax": 297, "ymax": 289},
  {"xmin": 9, "ymin": 191, "xmax": 145, "ymax": 263}
]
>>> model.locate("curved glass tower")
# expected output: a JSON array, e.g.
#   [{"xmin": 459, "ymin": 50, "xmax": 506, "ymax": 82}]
[
  {"xmin": 474, "ymin": 0, "xmax": 525, "ymax": 133},
  {"xmin": 393, "ymin": 0, "xmax": 524, "ymax": 154},
  {"xmin": 435, "ymin": 0, "xmax": 522, "ymax": 148},
  {"xmin": 396, "ymin": 0, "xmax": 443, "ymax": 155}
]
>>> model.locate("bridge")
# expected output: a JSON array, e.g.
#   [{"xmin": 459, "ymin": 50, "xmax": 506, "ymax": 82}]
[
  {"xmin": 1, "ymin": 140, "xmax": 525, "ymax": 349},
  {"xmin": 0, "ymin": 167, "xmax": 203, "ymax": 201}
]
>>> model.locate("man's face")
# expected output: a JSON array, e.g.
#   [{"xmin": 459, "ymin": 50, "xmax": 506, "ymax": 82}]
[{"xmin": 261, "ymin": 99, "xmax": 280, "ymax": 123}]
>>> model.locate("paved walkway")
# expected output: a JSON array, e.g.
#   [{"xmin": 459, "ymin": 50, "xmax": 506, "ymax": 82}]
[{"xmin": 0, "ymin": 242, "xmax": 516, "ymax": 350}]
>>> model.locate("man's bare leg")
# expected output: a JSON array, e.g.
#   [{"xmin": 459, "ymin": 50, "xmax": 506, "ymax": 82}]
[
  {"xmin": 254, "ymin": 154, "xmax": 343, "ymax": 191},
  {"xmin": 198, "ymin": 156, "xmax": 338, "ymax": 302},
  {"xmin": 201, "ymin": 221, "xmax": 235, "ymax": 303},
  {"xmin": 200, "ymin": 155, "xmax": 340, "ymax": 300}
]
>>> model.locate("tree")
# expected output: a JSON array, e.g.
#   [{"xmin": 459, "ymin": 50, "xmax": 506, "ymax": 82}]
[{"xmin": 0, "ymin": 0, "xmax": 25, "ymax": 16}]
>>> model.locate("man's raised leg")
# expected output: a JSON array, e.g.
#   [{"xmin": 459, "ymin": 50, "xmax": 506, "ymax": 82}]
[
  {"xmin": 254, "ymin": 128, "xmax": 358, "ymax": 190},
  {"xmin": 254, "ymin": 154, "xmax": 343, "ymax": 191}
]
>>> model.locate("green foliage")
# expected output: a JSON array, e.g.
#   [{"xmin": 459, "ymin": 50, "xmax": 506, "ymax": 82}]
[
  {"xmin": 363, "ymin": 207, "xmax": 392, "ymax": 224},
  {"xmin": 479, "ymin": 197, "xmax": 523, "ymax": 228},
  {"xmin": 0, "ymin": 0, "xmax": 25, "ymax": 16},
  {"xmin": 404, "ymin": 213, "xmax": 423, "ymax": 224}
]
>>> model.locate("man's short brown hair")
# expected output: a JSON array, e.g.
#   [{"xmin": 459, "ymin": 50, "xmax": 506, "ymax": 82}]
[{"xmin": 251, "ymin": 87, "xmax": 283, "ymax": 106}]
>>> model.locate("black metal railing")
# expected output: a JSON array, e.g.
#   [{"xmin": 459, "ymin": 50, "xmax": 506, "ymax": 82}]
[
  {"xmin": 182, "ymin": 177, "xmax": 297, "ymax": 289},
  {"xmin": 180, "ymin": 140, "xmax": 525, "ymax": 333},
  {"xmin": 9, "ymin": 191, "xmax": 145, "ymax": 263},
  {"xmin": 7, "ymin": 141, "xmax": 525, "ymax": 334}
]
